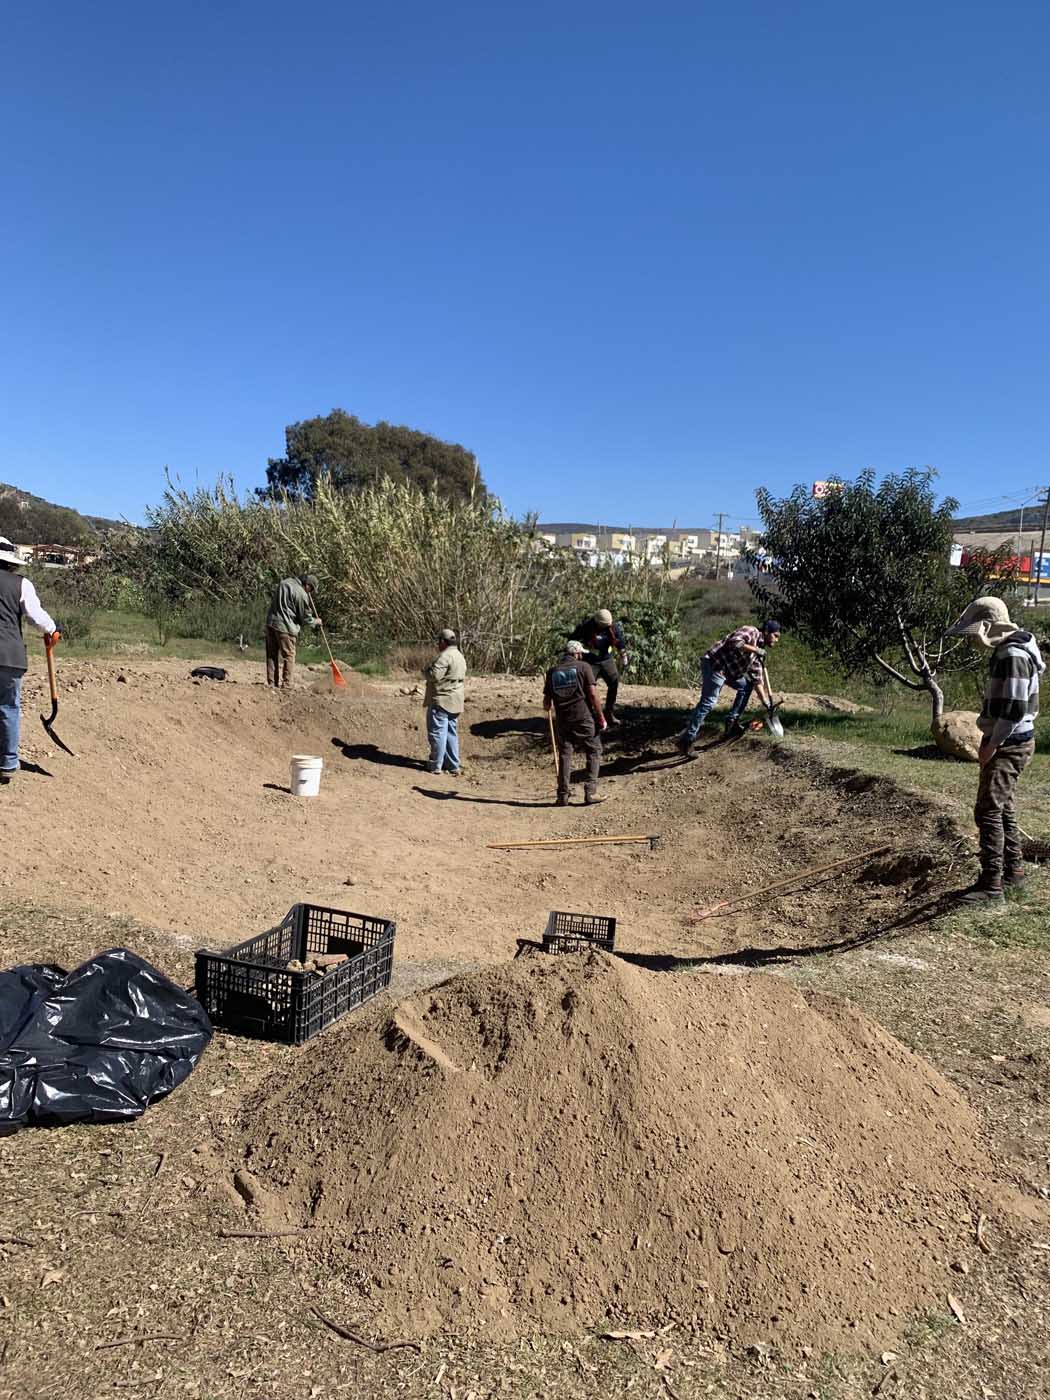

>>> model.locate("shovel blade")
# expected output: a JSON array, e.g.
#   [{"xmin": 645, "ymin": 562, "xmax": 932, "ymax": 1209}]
[{"xmin": 40, "ymin": 707, "xmax": 76, "ymax": 757}]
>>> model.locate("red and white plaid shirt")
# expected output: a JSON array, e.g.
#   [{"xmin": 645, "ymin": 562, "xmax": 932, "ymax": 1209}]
[{"xmin": 704, "ymin": 626, "xmax": 764, "ymax": 684}]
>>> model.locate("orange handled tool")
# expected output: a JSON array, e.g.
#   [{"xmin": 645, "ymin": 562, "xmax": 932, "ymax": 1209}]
[{"xmin": 40, "ymin": 633, "xmax": 75, "ymax": 756}]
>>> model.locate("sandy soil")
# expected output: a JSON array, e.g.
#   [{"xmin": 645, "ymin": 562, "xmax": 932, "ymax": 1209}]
[{"xmin": 4, "ymin": 658, "xmax": 956, "ymax": 968}]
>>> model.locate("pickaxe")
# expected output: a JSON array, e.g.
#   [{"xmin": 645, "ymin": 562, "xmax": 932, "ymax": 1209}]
[{"xmin": 40, "ymin": 633, "xmax": 75, "ymax": 757}]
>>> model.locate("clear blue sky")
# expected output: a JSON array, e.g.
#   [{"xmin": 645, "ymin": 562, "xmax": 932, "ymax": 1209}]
[{"xmin": 2, "ymin": 1, "xmax": 1048, "ymax": 529}]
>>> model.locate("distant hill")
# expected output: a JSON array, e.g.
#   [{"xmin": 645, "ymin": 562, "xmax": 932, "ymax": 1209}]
[
  {"xmin": 953, "ymin": 504, "xmax": 1048, "ymax": 533},
  {"xmin": 0, "ymin": 484, "xmax": 125, "ymax": 546}
]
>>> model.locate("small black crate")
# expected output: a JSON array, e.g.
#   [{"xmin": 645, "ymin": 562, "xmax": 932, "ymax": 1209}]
[
  {"xmin": 194, "ymin": 903, "xmax": 395, "ymax": 1045},
  {"xmin": 541, "ymin": 910, "xmax": 616, "ymax": 955}
]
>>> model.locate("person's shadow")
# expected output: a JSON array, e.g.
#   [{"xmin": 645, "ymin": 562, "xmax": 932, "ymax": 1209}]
[
  {"xmin": 331, "ymin": 738, "xmax": 424, "ymax": 771},
  {"xmin": 412, "ymin": 786, "xmax": 551, "ymax": 808}
]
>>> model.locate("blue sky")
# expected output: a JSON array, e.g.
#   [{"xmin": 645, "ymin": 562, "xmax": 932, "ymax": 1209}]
[{"xmin": 2, "ymin": 1, "xmax": 1048, "ymax": 529}]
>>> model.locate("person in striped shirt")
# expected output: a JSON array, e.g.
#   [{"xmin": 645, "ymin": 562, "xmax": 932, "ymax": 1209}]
[
  {"xmin": 676, "ymin": 620, "xmax": 781, "ymax": 755},
  {"xmin": 945, "ymin": 596, "xmax": 1045, "ymax": 904}
]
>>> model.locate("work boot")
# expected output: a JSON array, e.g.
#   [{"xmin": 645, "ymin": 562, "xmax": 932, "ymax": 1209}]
[
  {"xmin": 0, "ymin": 768, "xmax": 16, "ymax": 786},
  {"xmin": 676, "ymin": 733, "xmax": 694, "ymax": 756},
  {"xmin": 584, "ymin": 793, "xmax": 607, "ymax": 806},
  {"xmin": 1003, "ymin": 864, "xmax": 1027, "ymax": 887},
  {"xmin": 724, "ymin": 718, "xmax": 746, "ymax": 738},
  {"xmin": 954, "ymin": 877, "xmax": 1005, "ymax": 905}
]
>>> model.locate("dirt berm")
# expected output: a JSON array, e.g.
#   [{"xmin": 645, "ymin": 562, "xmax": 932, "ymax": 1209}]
[{"xmin": 238, "ymin": 952, "xmax": 990, "ymax": 1350}]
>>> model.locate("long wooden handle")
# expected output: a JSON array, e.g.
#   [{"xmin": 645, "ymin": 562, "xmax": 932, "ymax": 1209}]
[
  {"xmin": 547, "ymin": 708, "xmax": 560, "ymax": 783},
  {"xmin": 488, "ymin": 834, "xmax": 655, "ymax": 850},
  {"xmin": 689, "ymin": 844, "xmax": 893, "ymax": 922},
  {"xmin": 317, "ymin": 621, "xmax": 337, "ymax": 665},
  {"xmin": 46, "ymin": 636, "xmax": 58, "ymax": 705}
]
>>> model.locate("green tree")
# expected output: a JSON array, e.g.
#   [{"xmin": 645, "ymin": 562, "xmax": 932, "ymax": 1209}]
[
  {"xmin": 752, "ymin": 469, "xmax": 1014, "ymax": 726},
  {"xmin": 264, "ymin": 409, "xmax": 483, "ymax": 501}
]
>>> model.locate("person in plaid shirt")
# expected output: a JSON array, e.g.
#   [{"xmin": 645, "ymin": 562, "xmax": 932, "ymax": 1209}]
[{"xmin": 676, "ymin": 620, "xmax": 782, "ymax": 755}]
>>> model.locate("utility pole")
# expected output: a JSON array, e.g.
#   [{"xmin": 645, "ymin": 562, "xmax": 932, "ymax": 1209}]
[
  {"xmin": 713, "ymin": 512, "xmax": 725, "ymax": 581},
  {"xmin": 1035, "ymin": 489, "xmax": 1050, "ymax": 608}
]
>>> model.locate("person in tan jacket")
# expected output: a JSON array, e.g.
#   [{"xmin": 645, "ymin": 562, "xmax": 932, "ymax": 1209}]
[{"xmin": 423, "ymin": 628, "xmax": 466, "ymax": 775}]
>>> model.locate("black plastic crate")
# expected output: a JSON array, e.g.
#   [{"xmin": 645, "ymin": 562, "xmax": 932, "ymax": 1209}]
[
  {"xmin": 541, "ymin": 910, "xmax": 616, "ymax": 955},
  {"xmin": 194, "ymin": 903, "xmax": 395, "ymax": 1045}
]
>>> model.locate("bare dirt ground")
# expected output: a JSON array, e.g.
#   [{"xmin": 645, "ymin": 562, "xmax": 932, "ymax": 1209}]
[
  {"xmin": 1, "ymin": 658, "xmax": 1048, "ymax": 1400},
  {"xmin": 2, "ymin": 659, "xmax": 954, "ymax": 964}
]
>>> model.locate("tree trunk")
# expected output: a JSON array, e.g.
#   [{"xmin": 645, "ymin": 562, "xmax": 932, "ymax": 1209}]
[{"xmin": 924, "ymin": 673, "xmax": 945, "ymax": 727}]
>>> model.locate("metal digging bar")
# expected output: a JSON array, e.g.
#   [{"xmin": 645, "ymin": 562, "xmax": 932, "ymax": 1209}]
[{"xmin": 40, "ymin": 634, "xmax": 75, "ymax": 757}]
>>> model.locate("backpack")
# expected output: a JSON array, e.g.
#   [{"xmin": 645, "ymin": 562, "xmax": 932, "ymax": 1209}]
[{"xmin": 550, "ymin": 663, "xmax": 584, "ymax": 704}]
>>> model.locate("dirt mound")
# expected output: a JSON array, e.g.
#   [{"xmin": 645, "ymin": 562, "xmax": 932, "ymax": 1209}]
[{"xmin": 239, "ymin": 954, "xmax": 988, "ymax": 1349}]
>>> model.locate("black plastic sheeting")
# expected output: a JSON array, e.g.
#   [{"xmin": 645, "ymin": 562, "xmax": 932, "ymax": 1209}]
[{"xmin": 0, "ymin": 948, "xmax": 212, "ymax": 1134}]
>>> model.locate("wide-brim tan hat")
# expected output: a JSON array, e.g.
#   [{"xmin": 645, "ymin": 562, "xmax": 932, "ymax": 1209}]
[
  {"xmin": 945, "ymin": 595, "xmax": 1016, "ymax": 646},
  {"xmin": 593, "ymin": 608, "xmax": 614, "ymax": 626},
  {"xmin": 0, "ymin": 536, "xmax": 23, "ymax": 567}
]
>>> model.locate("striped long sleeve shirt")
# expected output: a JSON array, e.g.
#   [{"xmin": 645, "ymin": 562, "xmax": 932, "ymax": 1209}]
[{"xmin": 979, "ymin": 630, "xmax": 1045, "ymax": 749}]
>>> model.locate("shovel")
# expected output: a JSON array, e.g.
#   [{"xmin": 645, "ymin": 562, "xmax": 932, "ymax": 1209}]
[
  {"xmin": 762, "ymin": 663, "xmax": 784, "ymax": 739},
  {"xmin": 40, "ymin": 633, "xmax": 75, "ymax": 756}
]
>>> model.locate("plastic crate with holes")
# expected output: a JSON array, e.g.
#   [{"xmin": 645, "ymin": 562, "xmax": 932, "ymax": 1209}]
[
  {"xmin": 541, "ymin": 910, "xmax": 616, "ymax": 955},
  {"xmin": 194, "ymin": 903, "xmax": 395, "ymax": 1045}
]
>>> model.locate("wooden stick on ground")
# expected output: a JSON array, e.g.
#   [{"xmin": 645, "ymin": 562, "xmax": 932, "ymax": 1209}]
[
  {"xmin": 689, "ymin": 845, "xmax": 894, "ymax": 923},
  {"xmin": 95, "ymin": 1334, "xmax": 183, "ymax": 1351},
  {"xmin": 310, "ymin": 1305, "xmax": 421, "ymax": 1354},
  {"xmin": 488, "ymin": 834, "xmax": 658, "ymax": 850},
  {"xmin": 0, "ymin": 1235, "xmax": 32, "ymax": 1247},
  {"xmin": 217, "ymin": 1228, "xmax": 313, "ymax": 1240}
]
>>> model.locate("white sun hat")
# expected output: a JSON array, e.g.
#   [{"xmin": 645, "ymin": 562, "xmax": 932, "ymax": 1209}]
[{"xmin": 0, "ymin": 537, "xmax": 23, "ymax": 567}]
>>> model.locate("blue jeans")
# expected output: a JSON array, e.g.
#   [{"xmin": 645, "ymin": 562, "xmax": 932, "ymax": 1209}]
[
  {"xmin": 0, "ymin": 665, "xmax": 23, "ymax": 774},
  {"xmin": 682, "ymin": 656, "xmax": 752, "ymax": 744},
  {"xmin": 426, "ymin": 705, "xmax": 461, "ymax": 773}
]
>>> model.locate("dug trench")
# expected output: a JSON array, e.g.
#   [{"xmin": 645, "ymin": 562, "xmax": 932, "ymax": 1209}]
[
  {"xmin": 4, "ymin": 658, "xmax": 1048, "ymax": 1397},
  {"xmin": 0, "ymin": 658, "xmax": 965, "ymax": 966}
]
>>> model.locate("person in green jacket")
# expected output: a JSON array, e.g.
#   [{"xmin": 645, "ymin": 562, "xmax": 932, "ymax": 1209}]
[
  {"xmin": 423, "ymin": 628, "xmax": 467, "ymax": 774},
  {"xmin": 265, "ymin": 574, "xmax": 320, "ymax": 688}
]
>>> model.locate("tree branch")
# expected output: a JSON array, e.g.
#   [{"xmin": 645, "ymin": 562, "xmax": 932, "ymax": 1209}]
[{"xmin": 872, "ymin": 651, "xmax": 925, "ymax": 690}]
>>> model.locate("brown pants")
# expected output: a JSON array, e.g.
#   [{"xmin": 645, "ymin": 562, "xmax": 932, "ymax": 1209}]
[
  {"xmin": 975, "ymin": 737, "xmax": 1035, "ymax": 880},
  {"xmin": 265, "ymin": 627, "xmax": 297, "ymax": 688},
  {"xmin": 555, "ymin": 717, "xmax": 602, "ymax": 800}
]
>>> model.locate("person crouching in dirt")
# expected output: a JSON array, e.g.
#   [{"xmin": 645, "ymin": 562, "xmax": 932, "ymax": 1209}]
[
  {"xmin": 676, "ymin": 620, "xmax": 781, "ymax": 756},
  {"xmin": 0, "ymin": 536, "xmax": 59, "ymax": 784},
  {"xmin": 265, "ymin": 574, "xmax": 321, "ymax": 689},
  {"xmin": 544, "ymin": 639, "xmax": 607, "ymax": 806},
  {"xmin": 424, "ymin": 628, "xmax": 467, "ymax": 775},
  {"xmin": 944, "ymin": 596, "xmax": 1045, "ymax": 905},
  {"xmin": 570, "ymin": 608, "xmax": 628, "ymax": 727}
]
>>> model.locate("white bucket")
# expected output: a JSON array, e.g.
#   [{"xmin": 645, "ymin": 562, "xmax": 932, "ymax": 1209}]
[{"xmin": 290, "ymin": 754, "xmax": 323, "ymax": 797}]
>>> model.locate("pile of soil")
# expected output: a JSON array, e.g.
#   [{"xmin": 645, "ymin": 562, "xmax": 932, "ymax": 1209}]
[{"xmin": 239, "ymin": 953, "xmax": 989, "ymax": 1349}]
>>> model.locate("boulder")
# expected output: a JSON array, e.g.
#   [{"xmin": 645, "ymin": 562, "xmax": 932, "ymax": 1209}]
[{"xmin": 932, "ymin": 711, "xmax": 982, "ymax": 762}]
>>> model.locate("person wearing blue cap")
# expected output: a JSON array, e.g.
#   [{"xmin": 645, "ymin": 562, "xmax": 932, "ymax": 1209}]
[{"xmin": 677, "ymin": 620, "xmax": 782, "ymax": 755}]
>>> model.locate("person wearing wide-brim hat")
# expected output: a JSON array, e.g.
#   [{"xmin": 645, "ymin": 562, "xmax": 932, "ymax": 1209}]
[
  {"xmin": 569, "ymin": 607, "xmax": 629, "ymax": 727},
  {"xmin": 0, "ymin": 537, "xmax": 59, "ymax": 784},
  {"xmin": 944, "ymin": 595, "xmax": 1045, "ymax": 903}
]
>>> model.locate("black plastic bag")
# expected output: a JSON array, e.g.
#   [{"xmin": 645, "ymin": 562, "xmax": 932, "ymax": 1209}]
[
  {"xmin": 190, "ymin": 666, "xmax": 227, "ymax": 681},
  {"xmin": 0, "ymin": 948, "xmax": 212, "ymax": 1133}
]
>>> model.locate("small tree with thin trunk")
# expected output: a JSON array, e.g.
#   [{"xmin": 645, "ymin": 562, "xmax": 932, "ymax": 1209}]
[{"xmin": 752, "ymin": 469, "xmax": 1013, "ymax": 728}]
